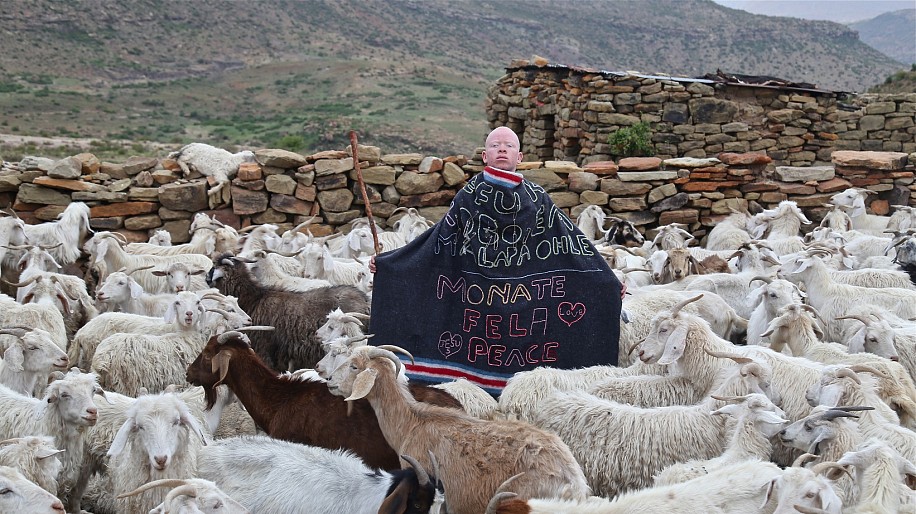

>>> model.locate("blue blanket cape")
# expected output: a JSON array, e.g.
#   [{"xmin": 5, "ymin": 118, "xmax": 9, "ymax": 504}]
[{"xmin": 371, "ymin": 170, "xmax": 621, "ymax": 395}]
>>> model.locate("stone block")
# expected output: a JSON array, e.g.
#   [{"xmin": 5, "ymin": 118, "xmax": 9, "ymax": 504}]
[
  {"xmin": 315, "ymin": 173, "xmax": 348, "ymax": 191},
  {"xmin": 158, "ymin": 180, "xmax": 208, "ymax": 212},
  {"xmin": 32, "ymin": 177, "xmax": 104, "ymax": 192},
  {"xmin": 689, "ymin": 98, "xmax": 738, "ymax": 123},
  {"xmin": 252, "ymin": 208, "xmax": 288, "ymax": 224},
  {"xmin": 124, "ymin": 214, "xmax": 163, "ymax": 231},
  {"xmin": 442, "ymin": 162, "xmax": 467, "ymax": 186},
  {"xmin": 317, "ymin": 189, "xmax": 355, "ymax": 212},
  {"xmin": 579, "ymin": 190, "xmax": 609, "ymax": 205},
  {"xmin": 295, "ymin": 183, "xmax": 317, "ymax": 202},
  {"xmin": 72, "ymin": 191, "xmax": 128, "ymax": 202},
  {"xmin": 648, "ymin": 183, "xmax": 677, "ymax": 203},
  {"xmin": 265, "ymin": 174, "xmax": 297, "ymax": 195},
  {"xmin": 650, "ymin": 192, "xmax": 688, "ymax": 212},
  {"xmin": 315, "ymin": 157, "xmax": 354, "ymax": 177},
  {"xmin": 774, "ymin": 166, "xmax": 835, "ymax": 182},
  {"xmin": 617, "ymin": 157, "xmax": 662, "ymax": 171},
  {"xmin": 16, "ymin": 184, "xmax": 71, "ymax": 206},
  {"xmin": 832, "ymin": 151, "xmax": 909, "ymax": 170},
  {"xmin": 418, "ymin": 156, "xmax": 443, "ymax": 174},
  {"xmin": 617, "ymin": 171, "xmax": 678, "ymax": 182},
  {"xmin": 568, "ymin": 171, "xmax": 599, "ymax": 192},
  {"xmin": 255, "ymin": 149, "xmax": 308, "ymax": 168},
  {"xmin": 271, "ymin": 194, "xmax": 316, "ymax": 215},
  {"xmin": 395, "ymin": 171, "xmax": 443, "ymax": 195},
  {"xmin": 48, "ymin": 157, "xmax": 82, "ymax": 179},
  {"xmin": 663, "ymin": 157, "xmax": 721, "ymax": 169},
  {"xmin": 382, "ymin": 153, "xmax": 423, "ymax": 166},
  {"xmin": 548, "ymin": 191, "xmax": 580, "ymax": 209},
  {"xmin": 237, "ymin": 162, "xmax": 263, "ymax": 181},
  {"xmin": 658, "ymin": 209, "xmax": 698, "ymax": 225},
  {"xmin": 609, "ymin": 196, "xmax": 647, "ymax": 211},
  {"xmin": 90, "ymin": 202, "xmax": 159, "ymax": 218},
  {"xmin": 398, "ymin": 190, "xmax": 456, "ymax": 208},
  {"xmin": 230, "ymin": 187, "xmax": 268, "ymax": 215},
  {"xmin": 89, "ymin": 217, "xmax": 124, "ymax": 230}
]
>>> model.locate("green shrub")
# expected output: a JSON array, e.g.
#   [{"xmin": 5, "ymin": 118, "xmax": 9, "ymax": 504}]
[
  {"xmin": 275, "ymin": 134, "xmax": 306, "ymax": 152},
  {"xmin": 608, "ymin": 122, "xmax": 654, "ymax": 157}
]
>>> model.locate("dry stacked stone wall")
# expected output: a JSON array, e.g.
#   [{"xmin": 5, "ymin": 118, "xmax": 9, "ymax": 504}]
[
  {"xmin": 1, "ymin": 145, "xmax": 914, "ymax": 243},
  {"xmin": 485, "ymin": 61, "xmax": 916, "ymax": 168}
]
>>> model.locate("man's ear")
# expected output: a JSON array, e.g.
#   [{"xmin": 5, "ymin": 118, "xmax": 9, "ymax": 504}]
[{"xmin": 517, "ymin": 152, "xmax": 523, "ymax": 163}]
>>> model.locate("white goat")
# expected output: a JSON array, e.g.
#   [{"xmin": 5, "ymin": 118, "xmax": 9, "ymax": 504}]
[
  {"xmin": 168, "ymin": 143, "xmax": 256, "ymax": 208},
  {"xmin": 0, "ymin": 465, "xmax": 66, "ymax": 514},
  {"xmin": 20, "ymin": 202, "xmax": 92, "ymax": 265},
  {"xmin": 0, "ymin": 437, "xmax": 65, "ymax": 496},
  {"xmin": 0, "ymin": 327, "xmax": 68, "ymax": 397},
  {"xmin": 118, "ymin": 478, "xmax": 249, "ymax": 514}
]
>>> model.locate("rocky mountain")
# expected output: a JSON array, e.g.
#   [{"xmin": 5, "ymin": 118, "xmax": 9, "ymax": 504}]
[
  {"xmin": 0, "ymin": 0, "xmax": 906, "ymax": 156},
  {"xmin": 850, "ymin": 9, "xmax": 916, "ymax": 66}
]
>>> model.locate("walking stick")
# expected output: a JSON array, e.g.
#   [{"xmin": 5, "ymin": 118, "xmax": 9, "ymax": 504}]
[{"xmin": 349, "ymin": 131, "xmax": 381, "ymax": 255}]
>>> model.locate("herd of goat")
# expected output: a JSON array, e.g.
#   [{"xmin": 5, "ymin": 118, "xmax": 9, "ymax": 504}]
[{"xmin": 0, "ymin": 185, "xmax": 915, "ymax": 513}]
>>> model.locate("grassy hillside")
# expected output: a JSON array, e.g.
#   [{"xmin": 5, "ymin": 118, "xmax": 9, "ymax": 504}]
[{"xmin": 0, "ymin": 0, "xmax": 905, "ymax": 159}]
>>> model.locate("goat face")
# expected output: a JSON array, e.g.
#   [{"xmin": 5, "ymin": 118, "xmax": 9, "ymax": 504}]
[
  {"xmin": 108, "ymin": 394, "xmax": 207, "ymax": 473},
  {"xmin": 45, "ymin": 371, "xmax": 101, "ymax": 427},
  {"xmin": 637, "ymin": 315, "xmax": 689, "ymax": 365},
  {"xmin": 0, "ymin": 466, "xmax": 65, "ymax": 514},
  {"xmin": 605, "ymin": 218, "xmax": 644, "ymax": 247},
  {"xmin": 10, "ymin": 329, "xmax": 69, "ymax": 373}
]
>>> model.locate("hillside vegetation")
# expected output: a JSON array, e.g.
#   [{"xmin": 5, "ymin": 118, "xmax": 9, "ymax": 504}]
[{"xmin": 0, "ymin": 0, "xmax": 905, "ymax": 158}]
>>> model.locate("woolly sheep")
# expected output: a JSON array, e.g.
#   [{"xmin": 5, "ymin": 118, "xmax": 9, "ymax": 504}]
[
  {"xmin": 705, "ymin": 209, "xmax": 753, "ymax": 251},
  {"xmin": 326, "ymin": 345, "xmax": 590, "ymax": 514},
  {"xmin": 0, "ymin": 436, "xmax": 65, "ymax": 495},
  {"xmin": 168, "ymin": 143, "xmax": 256, "ymax": 208}
]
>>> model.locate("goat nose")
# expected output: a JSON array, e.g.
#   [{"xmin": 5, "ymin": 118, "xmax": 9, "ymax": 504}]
[
  {"xmin": 51, "ymin": 500, "xmax": 65, "ymax": 513},
  {"xmin": 155, "ymin": 456, "xmax": 168, "ymax": 468},
  {"xmin": 891, "ymin": 356, "xmax": 899, "ymax": 362},
  {"xmin": 86, "ymin": 407, "xmax": 97, "ymax": 416}
]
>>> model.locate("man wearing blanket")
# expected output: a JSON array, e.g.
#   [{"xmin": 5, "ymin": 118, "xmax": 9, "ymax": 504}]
[{"xmin": 371, "ymin": 126, "xmax": 623, "ymax": 396}]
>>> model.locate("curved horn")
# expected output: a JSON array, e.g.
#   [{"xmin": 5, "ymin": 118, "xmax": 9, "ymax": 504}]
[
  {"xmin": 835, "ymin": 367, "xmax": 861, "ymax": 385},
  {"xmin": 670, "ymin": 294, "xmax": 704, "ymax": 317},
  {"xmin": 849, "ymin": 364, "xmax": 889, "ymax": 379},
  {"xmin": 811, "ymin": 462, "xmax": 852, "ymax": 481},
  {"xmin": 0, "ymin": 328, "xmax": 28, "ymax": 338},
  {"xmin": 799, "ymin": 304, "xmax": 824, "ymax": 321},
  {"xmin": 792, "ymin": 453, "xmax": 818, "ymax": 468},
  {"xmin": 794, "ymin": 506, "xmax": 831, "ymax": 514},
  {"xmin": 0, "ymin": 438, "xmax": 25, "ymax": 446},
  {"xmin": 485, "ymin": 492, "xmax": 518, "ymax": 514},
  {"xmin": 376, "ymin": 344, "xmax": 415, "ymax": 365},
  {"xmin": 125, "ymin": 264, "xmax": 155, "ymax": 276},
  {"xmin": 819, "ymin": 409, "xmax": 862, "ymax": 421},
  {"xmin": 835, "ymin": 315, "xmax": 871, "ymax": 326},
  {"xmin": 206, "ymin": 308, "xmax": 234, "ymax": 319},
  {"xmin": 162, "ymin": 484, "xmax": 200, "ymax": 505},
  {"xmin": 703, "ymin": 348, "xmax": 753, "ymax": 364},
  {"xmin": 346, "ymin": 312, "xmax": 372, "ymax": 320},
  {"xmin": 749, "ymin": 275, "xmax": 773, "ymax": 285},
  {"xmin": 364, "ymin": 347, "xmax": 406, "ymax": 375},
  {"xmin": 711, "ymin": 394, "xmax": 749, "ymax": 403},
  {"xmin": 116, "ymin": 478, "xmax": 192, "ymax": 499},
  {"xmin": 400, "ymin": 454, "xmax": 430, "ymax": 486},
  {"xmin": 199, "ymin": 292, "xmax": 228, "ymax": 302},
  {"xmin": 216, "ymin": 331, "xmax": 247, "ymax": 345},
  {"xmin": 234, "ymin": 325, "xmax": 275, "ymax": 332},
  {"xmin": 1, "ymin": 275, "xmax": 40, "ymax": 288}
]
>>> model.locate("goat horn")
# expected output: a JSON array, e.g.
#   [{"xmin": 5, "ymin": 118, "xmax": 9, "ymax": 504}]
[
  {"xmin": 400, "ymin": 454, "xmax": 430, "ymax": 486},
  {"xmin": 835, "ymin": 367, "xmax": 861, "ymax": 385},
  {"xmin": 810, "ymin": 462, "xmax": 852, "ymax": 481},
  {"xmin": 117, "ymin": 478, "xmax": 193, "ymax": 499},
  {"xmin": 703, "ymin": 348, "xmax": 752, "ymax": 364},
  {"xmin": 670, "ymin": 294, "xmax": 703, "ymax": 317},
  {"xmin": 344, "ymin": 334, "xmax": 373, "ymax": 345},
  {"xmin": 819, "ymin": 409, "xmax": 861, "ymax": 421},
  {"xmin": 799, "ymin": 304, "xmax": 824, "ymax": 321},
  {"xmin": 428, "ymin": 450, "xmax": 441, "ymax": 485},
  {"xmin": 711, "ymin": 394, "xmax": 748, "ymax": 403},
  {"xmin": 217, "ymin": 331, "xmax": 247, "ymax": 345},
  {"xmin": 267, "ymin": 248, "xmax": 304, "ymax": 258},
  {"xmin": 849, "ymin": 364, "xmax": 889, "ymax": 379},
  {"xmin": 346, "ymin": 312, "xmax": 371, "ymax": 320},
  {"xmin": 1, "ymin": 275, "xmax": 40, "ymax": 288},
  {"xmin": 376, "ymin": 344, "xmax": 415, "ymax": 365},
  {"xmin": 1, "ymin": 244, "xmax": 31, "ymax": 251},
  {"xmin": 206, "ymin": 308, "xmax": 233, "ymax": 319},
  {"xmin": 794, "ymin": 505, "xmax": 831, "ymax": 514},
  {"xmin": 364, "ymin": 347, "xmax": 406, "ymax": 375},
  {"xmin": 0, "ymin": 206, "xmax": 19, "ymax": 219},
  {"xmin": 199, "ymin": 292, "xmax": 227, "ymax": 301},
  {"xmin": 125, "ymin": 264, "xmax": 155, "ymax": 276},
  {"xmin": 0, "ymin": 438, "xmax": 25, "ymax": 446},
  {"xmin": 237, "ymin": 225, "xmax": 260, "ymax": 233},
  {"xmin": 234, "ymin": 325, "xmax": 275, "ymax": 332},
  {"xmin": 485, "ymin": 492, "xmax": 518, "ymax": 514},
  {"xmin": 835, "ymin": 315, "xmax": 871, "ymax": 326},
  {"xmin": 163, "ymin": 483, "xmax": 199, "ymax": 505},
  {"xmin": 0, "ymin": 328, "xmax": 28, "ymax": 338},
  {"xmin": 748, "ymin": 275, "xmax": 772, "ymax": 285},
  {"xmin": 792, "ymin": 453, "xmax": 818, "ymax": 468},
  {"xmin": 37, "ymin": 242, "xmax": 63, "ymax": 250},
  {"xmin": 627, "ymin": 340, "xmax": 641, "ymax": 357}
]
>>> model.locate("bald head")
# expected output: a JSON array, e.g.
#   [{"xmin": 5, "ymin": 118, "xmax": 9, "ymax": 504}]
[{"xmin": 482, "ymin": 127, "xmax": 523, "ymax": 171}]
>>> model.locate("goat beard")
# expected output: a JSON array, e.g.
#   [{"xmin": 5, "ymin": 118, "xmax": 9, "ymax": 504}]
[{"xmin": 203, "ymin": 385, "xmax": 218, "ymax": 411}]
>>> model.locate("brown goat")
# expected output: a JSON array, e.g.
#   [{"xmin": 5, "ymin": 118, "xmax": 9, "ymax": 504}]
[
  {"xmin": 185, "ymin": 332, "xmax": 463, "ymax": 470},
  {"xmin": 697, "ymin": 255, "xmax": 732, "ymax": 274}
]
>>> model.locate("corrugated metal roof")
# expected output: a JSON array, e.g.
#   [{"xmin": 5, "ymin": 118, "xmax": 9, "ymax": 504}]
[{"xmin": 506, "ymin": 62, "xmax": 842, "ymax": 95}]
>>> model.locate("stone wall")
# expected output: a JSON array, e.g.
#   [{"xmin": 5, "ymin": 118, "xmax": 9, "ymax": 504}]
[
  {"xmin": 1, "ymin": 145, "xmax": 913, "ymax": 244},
  {"xmin": 485, "ymin": 61, "xmax": 916, "ymax": 168}
]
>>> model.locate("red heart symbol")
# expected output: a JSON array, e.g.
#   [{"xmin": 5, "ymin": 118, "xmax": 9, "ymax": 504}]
[
  {"xmin": 438, "ymin": 331, "xmax": 463, "ymax": 358},
  {"xmin": 558, "ymin": 302, "xmax": 586, "ymax": 327}
]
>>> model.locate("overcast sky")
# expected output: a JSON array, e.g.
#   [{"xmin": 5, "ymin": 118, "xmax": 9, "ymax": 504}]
[{"xmin": 712, "ymin": 0, "xmax": 915, "ymax": 23}]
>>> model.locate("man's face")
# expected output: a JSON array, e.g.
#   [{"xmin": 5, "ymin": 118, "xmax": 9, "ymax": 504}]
[{"xmin": 482, "ymin": 128, "xmax": 522, "ymax": 171}]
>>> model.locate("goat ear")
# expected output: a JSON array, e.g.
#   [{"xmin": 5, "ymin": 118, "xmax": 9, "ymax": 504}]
[
  {"xmin": 204, "ymin": 239, "xmax": 216, "ymax": 256},
  {"xmin": 346, "ymin": 368, "xmax": 378, "ymax": 401},
  {"xmin": 4, "ymin": 344, "xmax": 24, "ymax": 373},
  {"xmin": 212, "ymin": 351, "xmax": 232, "ymax": 387},
  {"xmin": 761, "ymin": 478, "xmax": 777, "ymax": 509},
  {"xmin": 178, "ymin": 405, "xmax": 209, "ymax": 446},
  {"xmin": 847, "ymin": 327, "xmax": 866, "ymax": 353},
  {"xmin": 94, "ymin": 239, "xmax": 109, "ymax": 266},
  {"xmin": 129, "ymin": 279, "xmax": 144, "ymax": 299},
  {"xmin": 55, "ymin": 292, "xmax": 71, "ymax": 316},
  {"xmin": 349, "ymin": 235, "xmax": 362, "ymax": 252},
  {"xmin": 851, "ymin": 196, "xmax": 866, "ymax": 218},
  {"xmin": 657, "ymin": 325, "xmax": 688, "ymax": 366},
  {"xmin": 377, "ymin": 478, "xmax": 411, "ymax": 514},
  {"xmin": 108, "ymin": 420, "xmax": 134, "ymax": 457},
  {"xmin": 164, "ymin": 302, "xmax": 177, "ymax": 324},
  {"xmin": 807, "ymin": 427, "xmax": 831, "ymax": 455},
  {"xmin": 748, "ymin": 286, "xmax": 766, "ymax": 308}
]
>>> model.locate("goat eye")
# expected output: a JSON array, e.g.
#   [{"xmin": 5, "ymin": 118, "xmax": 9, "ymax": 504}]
[
  {"xmin": 0, "ymin": 488, "xmax": 9, "ymax": 495},
  {"xmin": 60, "ymin": 392, "xmax": 70, "ymax": 398}
]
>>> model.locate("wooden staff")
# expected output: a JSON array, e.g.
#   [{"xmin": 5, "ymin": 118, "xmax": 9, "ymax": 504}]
[{"xmin": 349, "ymin": 131, "xmax": 381, "ymax": 255}]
